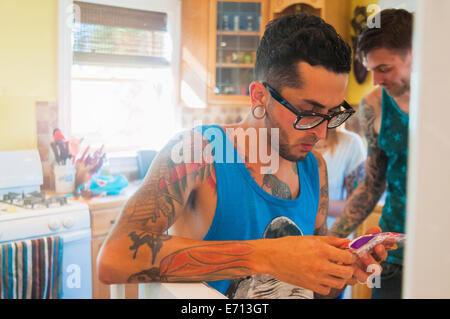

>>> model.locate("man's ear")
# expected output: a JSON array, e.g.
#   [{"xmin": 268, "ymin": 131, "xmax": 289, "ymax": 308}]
[{"xmin": 249, "ymin": 81, "xmax": 268, "ymax": 107}]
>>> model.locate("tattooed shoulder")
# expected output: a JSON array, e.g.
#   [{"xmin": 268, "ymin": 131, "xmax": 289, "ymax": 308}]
[
  {"xmin": 359, "ymin": 89, "xmax": 382, "ymax": 139},
  {"xmin": 120, "ymin": 130, "xmax": 217, "ymax": 231}
]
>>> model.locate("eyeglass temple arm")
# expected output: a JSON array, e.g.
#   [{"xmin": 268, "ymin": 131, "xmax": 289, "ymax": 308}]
[{"xmin": 263, "ymin": 83, "xmax": 302, "ymax": 116}]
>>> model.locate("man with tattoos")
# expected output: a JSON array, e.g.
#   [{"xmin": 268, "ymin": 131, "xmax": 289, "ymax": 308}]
[
  {"xmin": 330, "ymin": 9, "xmax": 413, "ymax": 299},
  {"xmin": 98, "ymin": 13, "xmax": 386, "ymax": 299}
]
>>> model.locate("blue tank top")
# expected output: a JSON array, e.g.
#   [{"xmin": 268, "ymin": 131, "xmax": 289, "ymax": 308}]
[
  {"xmin": 194, "ymin": 125, "xmax": 320, "ymax": 296},
  {"xmin": 378, "ymin": 89, "xmax": 409, "ymax": 266}
]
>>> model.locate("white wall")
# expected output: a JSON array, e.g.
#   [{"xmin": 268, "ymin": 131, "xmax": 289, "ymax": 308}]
[{"xmin": 404, "ymin": 0, "xmax": 450, "ymax": 298}]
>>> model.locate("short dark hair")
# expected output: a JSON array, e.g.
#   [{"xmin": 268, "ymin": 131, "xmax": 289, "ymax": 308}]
[
  {"xmin": 356, "ymin": 8, "xmax": 413, "ymax": 61},
  {"xmin": 254, "ymin": 13, "xmax": 351, "ymax": 91}
]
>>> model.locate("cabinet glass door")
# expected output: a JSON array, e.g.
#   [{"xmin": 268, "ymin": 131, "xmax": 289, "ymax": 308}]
[{"xmin": 215, "ymin": 1, "xmax": 262, "ymax": 96}]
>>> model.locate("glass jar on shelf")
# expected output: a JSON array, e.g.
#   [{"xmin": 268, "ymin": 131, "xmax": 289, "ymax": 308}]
[
  {"xmin": 246, "ymin": 15, "xmax": 253, "ymax": 31},
  {"xmin": 244, "ymin": 53, "xmax": 252, "ymax": 64},
  {"xmin": 222, "ymin": 14, "xmax": 230, "ymax": 30},
  {"xmin": 233, "ymin": 15, "xmax": 240, "ymax": 31}
]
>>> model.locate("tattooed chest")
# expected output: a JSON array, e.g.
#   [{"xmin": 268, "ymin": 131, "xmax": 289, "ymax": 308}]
[
  {"xmin": 262, "ymin": 174, "xmax": 299, "ymax": 200},
  {"xmin": 247, "ymin": 166, "xmax": 300, "ymax": 200}
]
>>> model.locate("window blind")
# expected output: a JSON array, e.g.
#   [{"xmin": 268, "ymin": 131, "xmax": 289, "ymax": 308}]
[{"xmin": 73, "ymin": 1, "xmax": 170, "ymax": 67}]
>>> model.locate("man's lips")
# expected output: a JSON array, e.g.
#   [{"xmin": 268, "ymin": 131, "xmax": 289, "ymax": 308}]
[{"xmin": 300, "ymin": 143, "xmax": 315, "ymax": 152}]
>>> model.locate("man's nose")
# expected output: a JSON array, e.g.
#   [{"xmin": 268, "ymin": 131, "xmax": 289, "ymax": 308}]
[{"xmin": 310, "ymin": 120, "xmax": 328, "ymax": 140}]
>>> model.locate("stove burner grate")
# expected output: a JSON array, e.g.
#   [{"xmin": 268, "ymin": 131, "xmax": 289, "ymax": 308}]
[{"xmin": 0, "ymin": 191, "xmax": 68, "ymax": 209}]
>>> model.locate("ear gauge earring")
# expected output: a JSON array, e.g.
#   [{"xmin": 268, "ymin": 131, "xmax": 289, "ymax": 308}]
[{"xmin": 252, "ymin": 105, "xmax": 266, "ymax": 119}]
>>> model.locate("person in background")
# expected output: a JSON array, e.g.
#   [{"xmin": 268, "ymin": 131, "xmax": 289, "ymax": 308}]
[
  {"xmin": 97, "ymin": 13, "xmax": 388, "ymax": 299},
  {"xmin": 314, "ymin": 127, "xmax": 366, "ymax": 230},
  {"xmin": 314, "ymin": 127, "xmax": 366, "ymax": 299},
  {"xmin": 329, "ymin": 8, "xmax": 413, "ymax": 299}
]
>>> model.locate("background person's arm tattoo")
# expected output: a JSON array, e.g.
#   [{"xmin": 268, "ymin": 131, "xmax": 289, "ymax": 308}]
[
  {"xmin": 329, "ymin": 98, "xmax": 388, "ymax": 238},
  {"xmin": 343, "ymin": 161, "xmax": 366, "ymax": 198}
]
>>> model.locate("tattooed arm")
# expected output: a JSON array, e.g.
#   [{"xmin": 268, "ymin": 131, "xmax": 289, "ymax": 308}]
[
  {"xmin": 330, "ymin": 93, "xmax": 388, "ymax": 238},
  {"xmin": 97, "ymin": 130, "xmax": 356, "ymax": 296},
  {"xmin": 325, "ymin": 162, "xmax": 366, "ymax": 219},
  {"xmin": 97, "ymin": 130, "xmax": 264, "ymax": 284}
]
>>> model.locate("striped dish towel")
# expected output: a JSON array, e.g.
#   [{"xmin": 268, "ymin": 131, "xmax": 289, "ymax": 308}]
[{"xmin": 0, "ymin": 236, "xmax": 63, "ymax": 299}]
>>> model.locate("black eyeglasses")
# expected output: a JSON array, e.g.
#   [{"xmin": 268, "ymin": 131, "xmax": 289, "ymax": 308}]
[{"xmin": 263, "ymin": 82, "xmax": 355, "ymax": 130}]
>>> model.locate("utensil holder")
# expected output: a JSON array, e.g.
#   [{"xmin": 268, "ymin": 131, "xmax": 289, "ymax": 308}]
[{"xmin": 54, "ymin": 163, "xmax": 75, "ymax": 194}]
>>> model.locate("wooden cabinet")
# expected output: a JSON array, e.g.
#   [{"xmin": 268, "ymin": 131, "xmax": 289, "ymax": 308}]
[
  {"xmin": 180, "ymin": 0, "xmax": 269, "ymax": 108},
  {"xmin": 270, "ymin": 0, "xmax": 324, "ymax": 19},
  {"xmin": 91, "ymin": 235, "xmax": 110, "ymax": 299},
  {"xmin": 90, "ymin": 206, "xmax": 139, "ymax": 299},
  {"xmin": 207, "ymin": 0, "xmax": 269, "ymax": 107},
  {"xmin": 180, "ymin": 0, "xmax": 210, "ymax": 108}
]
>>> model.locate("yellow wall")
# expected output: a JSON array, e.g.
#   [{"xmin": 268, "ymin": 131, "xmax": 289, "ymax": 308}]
[
  {"xmin": 0, "ymin": 0, "xmax": 58, "ymax": 151},
  {"xmin": 345, "ymin": 0, "xmax": 378, "ymax": 105},
  {"xmin": 324, "ymin": 0, "xmax": 351, "ymax": 44}
]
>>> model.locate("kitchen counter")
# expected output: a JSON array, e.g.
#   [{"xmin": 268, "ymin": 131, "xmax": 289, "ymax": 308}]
[{"xmin": 70, "ymin": 180, "xmax": 142, "ymax": 211}]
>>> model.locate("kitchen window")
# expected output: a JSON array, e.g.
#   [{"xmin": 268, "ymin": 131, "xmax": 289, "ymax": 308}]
[
  {"xmin": 71, "ymin": 65, "xmax": 176, "ymax": 153},
  {"xmin": 67, "ymin": 1, "xmax": 180, "ymax": 154}
]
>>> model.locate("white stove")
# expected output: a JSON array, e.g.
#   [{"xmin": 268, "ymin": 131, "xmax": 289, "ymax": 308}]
[{"xmin": 0, "ymin": 150, "xmax": 92, "ymax": 299}]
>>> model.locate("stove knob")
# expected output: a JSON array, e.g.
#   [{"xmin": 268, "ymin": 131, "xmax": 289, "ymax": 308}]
[
  {"xmin": 48, "ymin": 219, "xmax": 61, "ymax": 231},
  {"xmin": 63, "ymin": 217, "xmax": 74, "ymax": 229}
]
